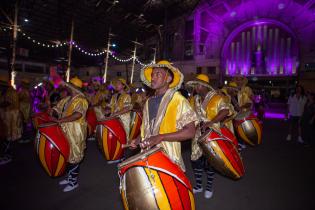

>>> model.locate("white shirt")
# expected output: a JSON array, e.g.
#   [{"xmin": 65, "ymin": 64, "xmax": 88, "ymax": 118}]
[{"xmin": 287, "ymin": 94, "xmax": 307, "ymax": 117}]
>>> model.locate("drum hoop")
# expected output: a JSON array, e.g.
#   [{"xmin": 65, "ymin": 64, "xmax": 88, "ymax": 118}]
[
  {"xmin": 235, "ymin": 111, "xmax": 251, "ymax": 120},
  {"xmin": 118, "ymin": 147, "xmax": 161, "ymax": 168},
  {"xmin": 38, "ymin": 122, "xmax": 58, "ymax": 128}
]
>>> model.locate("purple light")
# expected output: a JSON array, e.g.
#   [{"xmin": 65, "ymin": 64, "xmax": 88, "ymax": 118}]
[
  {"xmin": 264, "ymin": 112, "xmax": 286, "ymax": 119},
  {"xmin": 221, "ymin": 19, "xmax": 299, "ymax": 77}
]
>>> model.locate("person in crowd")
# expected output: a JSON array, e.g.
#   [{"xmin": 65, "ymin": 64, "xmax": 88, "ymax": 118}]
[
  {"xmin": 0, "ymin": 87, "xmax": 23, "ymax": 165},
  {"xmin": 187, "ymin": 73, "xmax": 236, "ymax": 199},
  {"xmin": 286, "ymin": 85, "xmax": 307, "ymax": 143},
  {"xmin": 108, "ymin": 78, "xmax": 132, "ymax": 138},
  {"xmin": 52, "ymin": 77, "xmax": 88, "ymax": 192},
  {"xmin": 18, "ymin": 81, "xmax": 32, "ymax": 143},
  {"xmin": 300, "ymin": 92, "xmax": 315, "ymax": 146},
  {"xmin": 129, "ymin": 60, "xmax": 197, "ymax": 172}
]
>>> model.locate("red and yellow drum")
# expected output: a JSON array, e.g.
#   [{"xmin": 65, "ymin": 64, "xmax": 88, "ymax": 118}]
[
  {"xmin": 129, "ymin": 111, "xmax": 142, "ymax": 140},
  {"xmin": 234, "ymin": 111, "xmax": 262, "ymax": 146},
  {"xmin": 31, "ymin": 112, "xmax": 51, "ymax": 129},
  {"xmin": 35, "ymin": 122, "xmax": 70, "ymax": 177},
  {"xmin": 118, "ymin": 147, "xmax": 195, "ymax": 210},
  {"xmin": 198, "ymin": 127, "xmax": 244, "ymax": 180},
  {"xmin": 86, "ymin": 107, "xmax": 97, "ymax": 136},
  {"xmin": 96, "ymin": 118, "xmax": 126, "ymax": 161}
]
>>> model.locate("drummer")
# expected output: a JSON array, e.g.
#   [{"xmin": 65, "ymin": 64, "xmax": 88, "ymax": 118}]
[
  {"xmin": 51, "ymin": 77, "xmax": 89, "ymax": 192},
  {"xmin": 187, "ymin": 74, "xmax": 236, "ymax": 199},
  {"xmin": 108, "ymin": 78, "xmax": 132, "ymax": 140},
  {"xmin": 232, "ymin": 75, "xmax": 254, "ymax": 113},
  {"xmin": 130, "ymin": 60, "xmax": 198, "ymax": 172}
]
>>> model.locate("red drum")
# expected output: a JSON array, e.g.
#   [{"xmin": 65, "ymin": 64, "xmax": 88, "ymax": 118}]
[
  {"xmin": 198, "ymin": 127, "xmax": 245, "ymax": 180},
  {"xmin": 35, "ymin": 122, "xmax": 70, "ymax": 177},
  {"xmin": 118, "ymin": 147, "xmax": 195, "ymax": 210},
  {"xmin": 86, "ymin": 108, "xmax": 97, "ymax": 136},
  {"xmin": 234, "ymin": 111, "xmax": 262, "ymax": 146},
  {"xmin": 129, "ymin": 111, "xmax": 142, "ymax": 140},
  {"xmin": 96, "ymin": 118, "xmax": 126, "ymax": 161},
  {"xmin": 31, "ymin": 112, "xmax": 51, "ymax": 129}
]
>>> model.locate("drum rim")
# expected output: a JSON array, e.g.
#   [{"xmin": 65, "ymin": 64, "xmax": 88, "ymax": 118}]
[
  {"xmin": 38, "ymin": 122, "xmax": 58, "ymax": 128},
  {"xmin": 234, "ymin": 111, "xmax": 251, "ymax": 120},
  {"xmin": 118, "ymin": 146, "xmax": 161, "ymax": 168}
]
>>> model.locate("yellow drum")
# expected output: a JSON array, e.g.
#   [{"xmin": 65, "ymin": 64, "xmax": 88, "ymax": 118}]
[
  {"xmin": 234, "ymin": 111, "xmax": 262, "ymax": 146},
  {"xmin": 118, "ymin": 147, "xmax": 195, "ymax": 210}
]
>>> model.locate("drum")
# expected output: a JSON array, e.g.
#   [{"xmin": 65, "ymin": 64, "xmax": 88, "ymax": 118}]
[
  {"xmin": 35, "ymin": 122, "xmax": 70, "ymax": 177},
  {"xmin": 86, "ymin": 108, "xmax": 97, "ymax": 136},
  {"xmin": 31, "ymin": 112, "xmax": 51, "ymax": 129},
  {"xmin": 96, "ymin": 118, "xmax": 127, "ymax": 161},
  {"xmin": 129, "ymin": 111, "xmax": 142, "ymax": 140},
  {"xmin": 234, "ymin": 111, "xmax": 262, "ymax": 146},
  {"xmin": 118, "ymin": 147, "xmax": 195, "ymax": 210},
  {"xmin": 198, "ymin": 127, "xmax": 244, "ymax": 180}
]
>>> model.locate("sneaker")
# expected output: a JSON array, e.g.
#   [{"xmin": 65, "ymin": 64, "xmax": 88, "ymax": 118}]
[
  {"xmin": 63, "ymin": 183, "xmax": 79, "ymax": 192},
  {"xmin": 107, "ymin": 159, "xmax": 121, "ymax": 164},
  {"xmin": 0, "ymin": 156, "xmax": 12, "ymax": 165},
  {"xmin": 286, "ymin": 134, "xmax": 291, "ymax": 141},
  {"xmin": 59, "ymin": 179, "xmax": 69, "ymax": 185},
  {"xmin": 204, "ymin": 190, "xmax": 213, "ymax": 199},
  {"xmin": 298, "ymin": 136, "xmax": 304, "ymax": 144},
  {"xmin": 87, "ymin": 137, "xmax": 95, "ymax": 141},
  {"xmin": 193, "ymin": 187, "xmax": 203, "ymax": 194}
]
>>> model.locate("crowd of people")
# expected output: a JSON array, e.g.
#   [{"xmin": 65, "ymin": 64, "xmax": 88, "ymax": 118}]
[{"xmin": 0, "ymin": 60, "xmax": 314, "ymax": 203}]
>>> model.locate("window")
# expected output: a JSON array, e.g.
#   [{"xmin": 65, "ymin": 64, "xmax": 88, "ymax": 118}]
[
  {"xmin": 197, "ymin": 67, "xmax": 202, "ymax": 74},
  {"xmin": 117, "ymin": 71, "xmax": 121, "ymax": 76}
]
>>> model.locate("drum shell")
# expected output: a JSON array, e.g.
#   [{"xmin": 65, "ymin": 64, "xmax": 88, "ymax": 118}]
[
  {"xmin": 118, "ymin": 148, "xmax": 195, "ymax": 210},
  {"xmin": 86, "ymin": 108, "xmax": 97, "ymax": 136},
  {"xmin": 234, "ymin": 113, "xmax": 262, "ymax": 146},
  {"xmin": 96, "ymin": 118, "xmax": 126, "ymax": 161},
  {"xmin": 32, "ymin": 112, "xmax": 51, "ymax": 129},
  {"xmin": 129, "ymin": 111, "xmax": 142, "ymax": 140},
  {"xmin": 198, "ymin": 128, "xmax": 245, "ymax": 180},
  {"xmin": 34, "ymin": 124, "xmax": 70, "ymax": 177}
]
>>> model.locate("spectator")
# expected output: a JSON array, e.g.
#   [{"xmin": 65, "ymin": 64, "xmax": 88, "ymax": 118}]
[
  {"xmin": 286, "ymin": 85, "xmax": 307, "ymax": 143},
  {"xmin": 300, "ymin": 92, "xmax": 315, "ymax": 146}
]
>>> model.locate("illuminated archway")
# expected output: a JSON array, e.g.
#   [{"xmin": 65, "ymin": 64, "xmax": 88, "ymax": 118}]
[{"xmin": 221, "ymin": 19, "xmax": 299, "ymax": 77}]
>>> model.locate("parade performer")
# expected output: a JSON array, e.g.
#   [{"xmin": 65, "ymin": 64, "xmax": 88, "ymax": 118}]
[
  {"xmin": 18, "ymin": 81, "xmax": 31, "ymax": 143},
  {"xmin": 130, "ymin": 60, "xmax": 197, "ymax": 171},
  {"xmin": 52, "ymin": 77, "xmax": 88, "ymax": 192},
  {"xmin": 91, "ymin": 84, "xmax": 110, "ymax": 120},
  {"xmin": 187, "ymin": 74, "xmax": 236, "ymax": 199},
  {"xmin": 233, "ymin": 76, "xmax": 254, "ymax": 113},
  {"xmin": 108, "ymin": 78, "xmax": 132, "ymax": 140}
]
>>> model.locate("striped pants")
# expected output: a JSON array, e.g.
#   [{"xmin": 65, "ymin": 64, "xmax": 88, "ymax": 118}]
[{"xmin": 191, "ymin": 156, "xmax": 215, "ymax": 191}]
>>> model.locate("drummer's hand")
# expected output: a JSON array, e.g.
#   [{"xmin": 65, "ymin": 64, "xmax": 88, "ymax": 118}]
[
  {"xmin": 51, "ymin": 117, "xmax": 59, "ymax": 123},
  {"xmin": 201, "ymin": 121, "xmax": 213, "ymax": 133},
  {"xmin": 141, "ymin": 135, "xmax": 163, "ymax": 149},
  {"xmin": 129, "ymin": 136, "xmax": 141, "ymax": 149}
]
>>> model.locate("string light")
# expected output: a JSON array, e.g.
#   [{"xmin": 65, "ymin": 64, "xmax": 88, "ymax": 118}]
[
  {"xmin": 1, "ymin": 26, "xmax": 154, "ymax": 65},
  {"xmin": 135, "ymin": 57, "xmax": 154, "ymax": 66}
]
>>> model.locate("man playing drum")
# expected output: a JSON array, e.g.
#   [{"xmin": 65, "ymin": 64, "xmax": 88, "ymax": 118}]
[
  {"xmin": 51, "ymin": 77, "xmax": 89, "ymax": 192},
  {"xmin": 129, "ymin": 60, "xmax": 197, "ymax": 172},
  {"xmin": 187, "ymin": 74, "xmax": 236, "ymax": 199}
]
